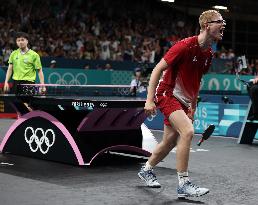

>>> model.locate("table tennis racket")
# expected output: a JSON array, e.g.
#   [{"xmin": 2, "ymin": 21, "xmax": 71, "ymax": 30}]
[{"xmin": 197, "ymin": 124, "xmax": 215, "ymax": 146}]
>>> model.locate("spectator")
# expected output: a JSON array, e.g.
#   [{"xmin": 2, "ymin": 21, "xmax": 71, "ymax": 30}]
[
  {"xmin": 95, "ymin": 64, "xmax": 102, "ymax": 70},
  {"xmin": 99, "ymin": 36, "xmax": 111, "ymax": 60},
  {"xmin": 123, "ymin": 43, "xmax": 134, "ymax": 61},
  {"xmin": 130, "ymin": 67, "xmax": 145, "ymax": 95},
  {"xmin": 252, "ymin": 60, "xmax": 258, "ymax": 76},
  {"xmin": 49, "ymin": 60, "xmax": 57, "ymax": 68},
  {"xmin": 104, "ymin": 63, "xmax": 113, "ymax": 71},
  {"xmin": 84, "ymin": 63, "xmax": 90, "ymax": 70},
  {"xmin": 227, "ymin": 49, "xmax": 235, "ymax": 60},
  {"xmin": 219, "ymin": 47, "xmax": 227, "ymax": 59},
  {"xmin": 0, "ymin": 56, "xmax": 5, "ymax": 67},
  {"xmin": 2, "ymin": 45, "xmax": 12, "ymax": 65}
]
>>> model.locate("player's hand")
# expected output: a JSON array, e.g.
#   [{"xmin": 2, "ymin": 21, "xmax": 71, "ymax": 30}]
[
  {"xmin": 3, "ymin": 82, "xmax": 10, "ymax": 93},
  {"xmin": 39, "ymin": 86, "xmax": 46, "ymax": 95},
  {"xmin": 144, "ymin": 100, "xmax": 157, "ymax": 116}
]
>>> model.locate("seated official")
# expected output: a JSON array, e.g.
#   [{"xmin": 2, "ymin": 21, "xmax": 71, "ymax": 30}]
[
  {"xmin": 248, "ymin": 77, "xmax": 258, "ymax": 120},
  {"xmin": 130, "ymin": 67, "xmax": 146, "ymax": 95}
]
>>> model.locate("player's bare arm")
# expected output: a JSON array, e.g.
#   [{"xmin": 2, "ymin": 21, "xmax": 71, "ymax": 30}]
[
  {"xmin": 37, "ymin": 68, "xmax": 46, "ymax": 93},
  {"xmin": 145, "ymin": 58, "xmax": 168, "ymax": 116}
]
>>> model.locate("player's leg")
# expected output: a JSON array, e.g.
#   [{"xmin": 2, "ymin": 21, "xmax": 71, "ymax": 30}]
[
  {"xmin": 169, "ymin": 110, "xmax": 193, "ymax": 172},
  {"xmin": 138, "ymin": 124, "xmax": 179, "ymax": 188},
  {"xmin": 169, "ymin": 110, "xmax": 209, "ymax": 198},
  {"xmin": 148, "ymin": 124, "xmax": 179, "ymax": 166}
]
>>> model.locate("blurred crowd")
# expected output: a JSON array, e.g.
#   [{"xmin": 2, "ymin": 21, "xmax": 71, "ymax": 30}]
[
  {"xmin": 0, "ymin": 0, "xmax": 198, "ymax": 66},
  {"xmin": 214, "ymin": 47, "xmax": 258, "ymax": 75},
  {"xmin": 0, "ymin": 0, "xmax": 257, "ymax": 75}
]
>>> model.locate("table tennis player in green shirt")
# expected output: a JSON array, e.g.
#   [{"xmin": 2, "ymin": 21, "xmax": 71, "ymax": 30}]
[{"xmin": 3, "ymin": 32, "xmax": 45, "ymax": 94}]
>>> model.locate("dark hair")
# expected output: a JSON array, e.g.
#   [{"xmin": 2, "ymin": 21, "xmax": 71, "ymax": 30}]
[
  {"xmin": 133, "ymin": 67, "xmax": 142, "ymax": 76},
  {"xmin": 15, "ymin": 32, "xmax": 29, "ymax": 40}
]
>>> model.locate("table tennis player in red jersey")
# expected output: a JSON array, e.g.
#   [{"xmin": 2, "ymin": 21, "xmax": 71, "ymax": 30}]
[{"xmin": 138, "ymin": 10, "xmax": 226, "ymax": 198}]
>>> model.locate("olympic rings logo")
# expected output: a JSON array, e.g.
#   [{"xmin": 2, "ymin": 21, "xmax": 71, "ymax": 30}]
[
  {"xmin": 48, "ymin": 72, "xmax": 87, "ymax": 85},
  {"xmin": 24, "ymin": 127, "xmax": 56, "ymax": 155},
  {"xmin": 99, "ymin": 103, "xmax": 108, "ymax": 107},
  {"xmin": 117, "ymin": 87, "xmax": 130, "ymax": 96}
]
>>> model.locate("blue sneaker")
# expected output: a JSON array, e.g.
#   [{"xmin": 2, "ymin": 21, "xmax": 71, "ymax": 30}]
[
  {"xmin": 138, "ymin": 166, "xmax": 161, "ymax": 188},
  {"xmin": 177, "ymin": 181, "xmax": 209, "ymax": 198}
]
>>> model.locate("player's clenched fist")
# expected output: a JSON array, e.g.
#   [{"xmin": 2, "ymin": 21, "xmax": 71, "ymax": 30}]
[{"xmin": 144, "ymin": 100, "xmax": 157, "ymax": 116}]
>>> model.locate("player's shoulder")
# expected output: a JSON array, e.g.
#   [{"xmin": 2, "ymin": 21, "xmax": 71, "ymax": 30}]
[
  {"xmin": 10, "ymin": 49, "xmax": 19, "ymax": 55},
  {"xmin": 172, "ymin": 36, "xmax": 197, "ymax": 50},
  {"xmin": 180, "ymin": 36, "xmax": 198, "ymax": 48},
  {"xmin": 28, "ymin": 49, "xmax": 40, "ymax": 57}
]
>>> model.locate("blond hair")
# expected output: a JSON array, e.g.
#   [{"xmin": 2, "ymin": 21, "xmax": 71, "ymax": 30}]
[{"xmin": 199, "ymin": 10, "xmax": 221, "ymax": 30}]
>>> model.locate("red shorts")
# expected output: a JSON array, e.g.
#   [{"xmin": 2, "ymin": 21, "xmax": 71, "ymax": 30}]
[{"xmin": 155, "ymin": 95, "xmax": 189, "ymax": 126}]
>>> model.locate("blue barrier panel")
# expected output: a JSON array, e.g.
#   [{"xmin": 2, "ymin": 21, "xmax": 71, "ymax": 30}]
[
  {"xmin": 200, "ymin": 74, "xmax": 252, "ymax": 94},
  {"xmin": 41, "ymin": 68, "xmax": 111, "ymax": 85},
  {"xmin": 144, "ymin": 110, "xmax": 164, "ymax": 130},
  {"xmin": 40, "ymin": 72, "xmax": 251, "ymax": 93},
  {"xmin": 144, "ymin": 102, "xmax": 258, "ymax": 139},
  {"xmin": 2, "ymin": 67, "xmax": 253, "ymax": 92},
  {"xmin": 200, "ymin": 94, "xmax": 249, "ymax": 104},
  {"xmin": 218, "ymin": 104, "xmax": 248, "ymax": 137},
  {"xmin": 194, "ymin": 103, "xmax": 220, "ymax": 135},
  {"xmin": 35, "ymin": 68, "xmax": 132, "ymax": 85}
]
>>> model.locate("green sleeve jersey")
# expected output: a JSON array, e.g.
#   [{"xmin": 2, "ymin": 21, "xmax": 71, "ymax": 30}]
[{"xmin": 8, "ymin": 49, "xmax": 42, "ymax": 82}]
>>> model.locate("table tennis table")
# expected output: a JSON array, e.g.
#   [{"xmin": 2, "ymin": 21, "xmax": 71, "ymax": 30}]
[{"xmin": 0, "ymin": 85, "xmax": 157, "ymax": 165}]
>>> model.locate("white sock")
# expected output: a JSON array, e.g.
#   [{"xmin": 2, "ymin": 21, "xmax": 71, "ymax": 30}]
[
  {"xmin": 177, "ymin": 171, "xmax": 190, "ymax": 186},
  {"xmin": 143, "ymin": 161, "xmax": 153, "ymax": 171}
]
